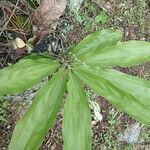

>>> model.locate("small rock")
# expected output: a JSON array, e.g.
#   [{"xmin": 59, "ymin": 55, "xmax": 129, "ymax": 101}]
[
  {"xmin": 118, "ymin": 123, "xmax": 141, "ymax": 144},
  {"xmin": 69, "ymin": 0, "xmax": 84, "ymax": 14},
  {"xmin": 4, "ymin": 77, "xmax": 48, "ymax": 102}
]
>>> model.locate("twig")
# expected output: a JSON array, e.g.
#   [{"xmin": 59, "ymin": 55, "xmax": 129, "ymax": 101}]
[{"xmin": 0, "ymin": 0, "xmax": 20, "ymax": 36}]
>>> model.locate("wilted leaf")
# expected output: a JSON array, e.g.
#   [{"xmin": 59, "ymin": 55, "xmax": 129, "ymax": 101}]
[
  {"xmin": 32, "ymin": 0, "xmax": 67, "ymax": 29},
  {"xmin": 12, "ymin": 38, "xmax": 26, "ymax": 49},
  {"xmin": 0, "ymin": 54, "xmax": 59, "ymax": 95},
  {"xmin": 63, "ymin": 73, "xmax": 91, "ymax": 150},
  {"xmin": 9, "ymin": 68, "xmax": 68, "ymax": 150},
  {"xmin": 73, "ymin": 66, "xmax": 150, "ymax": 125}
]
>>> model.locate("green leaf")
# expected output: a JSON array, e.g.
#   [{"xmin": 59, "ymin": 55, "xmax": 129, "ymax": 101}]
[
  {"xmin": 9, "ymin": 68, "xmax": 68, "ymax": 150},
  {"xmin": 0, "ymin": 54, "xmax": 59, "ymax": 95},
  {"xmin": 63, "ymin": 73, "xmax": 91, "ymax": 150},
  {"xmin": 95, "ymin": 11, "xmax": 108, "ymax": 24},
  {"xmin": 83, "ymin": 41, "xmax": 150, "ymax": 67},
  {"xmin": 73, "ymin": 66, "xmax": 150, "ymax": 125},
  {"xmin": 70, "ymin": 29, "xmax": 122, "ymax": 60}
]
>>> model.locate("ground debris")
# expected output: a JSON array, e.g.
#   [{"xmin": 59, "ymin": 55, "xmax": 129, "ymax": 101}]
[
  {"xmin": 118, "ymin": 123, "xmax": 141, "ymax": 144},
  {"xmin": 32, "ymin": 0, "xmax": 67, "ymax": 36},
  {"xmin": 69, "ymin": 0, "xmax": 84, "ymax": 14}
]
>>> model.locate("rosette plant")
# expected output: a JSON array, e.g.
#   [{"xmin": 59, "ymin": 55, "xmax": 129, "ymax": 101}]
[{"xmin": 0, "ymin": 29, "xmax": 150, "ymax": 150}]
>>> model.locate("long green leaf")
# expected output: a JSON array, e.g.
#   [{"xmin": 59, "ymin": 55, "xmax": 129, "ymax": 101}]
[
  {"xmin": 96, "ymin": 68, "xmax": 150, "ymax": 102},
  {"xmin": 0, "ymin": 54, "xmax": 59, "ymax": 95},
  {"xmin": 70, "ymin": 29, "xmax": 122, "ymax": 60},
  {"xmin": 73, "ymin": 66, "xmax": 150, "ymax": 125},
  {"xmin": 63, "ymin": 73, "xmax": 91, "ymax": 150},
  {"xmin": 9, "ymin": 68, "xmax": 68, "ymax": 150},
  {"xmin": 83, "ymin": 41, "xmax": 150, "ymax": 67}
]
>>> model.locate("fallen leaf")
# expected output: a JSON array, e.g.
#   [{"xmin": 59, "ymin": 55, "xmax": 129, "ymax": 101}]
[
  {"xmin": 32, "ymin": 0, "xmax": 67, "ymax": 30},
  {"xmin": 13, "ymin": 38, "xmax": 26, "ymax": 49}
]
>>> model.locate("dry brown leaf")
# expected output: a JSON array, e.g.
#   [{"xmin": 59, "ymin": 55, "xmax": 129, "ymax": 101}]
[{"xmin": 32, "ymin": 0, "xmax": 67, "ymax": 35}]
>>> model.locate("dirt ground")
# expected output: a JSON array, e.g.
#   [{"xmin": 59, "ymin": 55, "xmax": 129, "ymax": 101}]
[{"xmin": 0, "ymin": 0, "xmax": 150, "ymax": 150}]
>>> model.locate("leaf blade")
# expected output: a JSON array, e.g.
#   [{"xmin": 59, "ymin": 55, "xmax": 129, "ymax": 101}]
[
  {"xmin": 73, "ymin": 66, "xmax": 150, "ymax": 125},
  {"xmin": 9, "ymin": 68, "xmax": 68, "ymax": 150},
  {"xmin": 84, "ymin": 41, "xmax": 150, "ymax": 67},
  {"xmin": 63, "ymin": 73, "xmax": 92, "ymax": 150},
  {"xmin": 0, "ymin": 54, "xmax": 59, "ymax": 95},
  {"xmin": 70, "ymin": 29, "xmax": 122, "ymax": 60}
]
